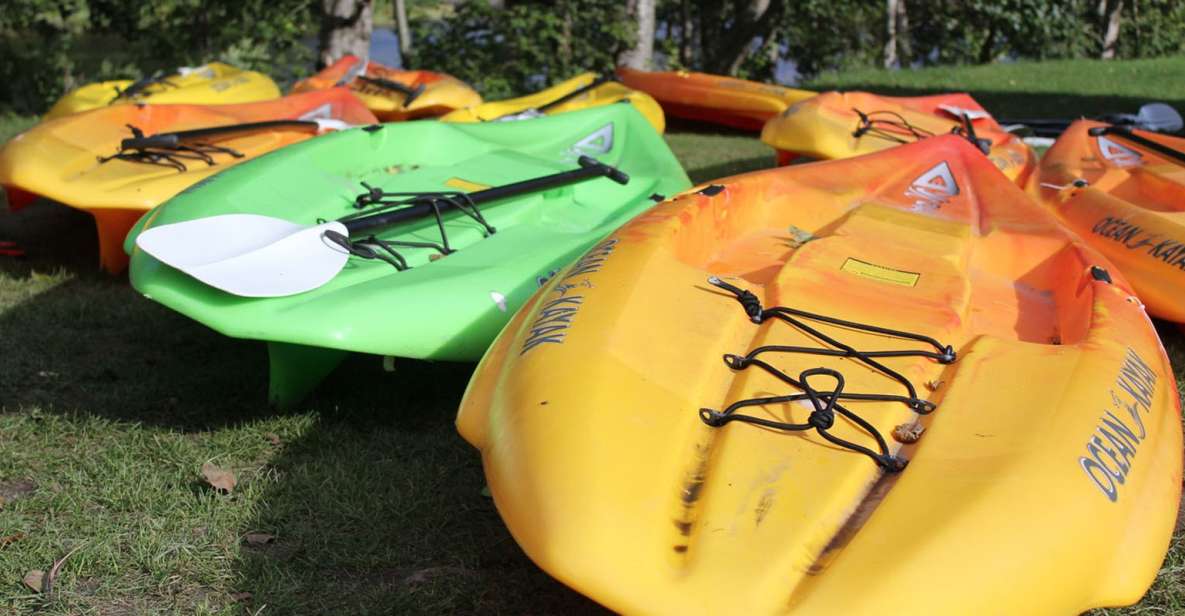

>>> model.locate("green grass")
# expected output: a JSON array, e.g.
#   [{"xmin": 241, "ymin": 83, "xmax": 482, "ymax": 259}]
[{"xmin": 2, "ymin": 57, "xmax": 1185, "ymax": 614}]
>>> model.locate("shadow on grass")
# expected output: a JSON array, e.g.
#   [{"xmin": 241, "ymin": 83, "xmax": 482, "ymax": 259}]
[{"xmin": 0, "ymin": 199, "xmax": 606, "ymax": 612}]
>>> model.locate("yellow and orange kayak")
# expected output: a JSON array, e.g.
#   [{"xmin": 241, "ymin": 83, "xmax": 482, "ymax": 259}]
[
  {"xmin": 441, "ymin": 72, "xmax": 665, "ymax": 133},
  {"xmin": 761, "ymin": 91, "xmax": 1034, "ymax": 185},
  {"xmin": 0, "ymin": 89, "xmax": 376, "ymax": 273},
  {"xmin": 44, "ymin": 62, "xmax": 281, "ymax": 120},
  {"xmin": 615, "ymin": 67, "xmax": 813, "ymax": 131},
  {"xmin": 292, "ymin": 55, "xmax": 481, "ymax": 121},
  {"xmin": 1030, "ymin": 119, "xmax": 1185, "ymax": 323},
  {"xmin": 458, "ymin": 134, "xmax": 1181, "ymax": 614}
]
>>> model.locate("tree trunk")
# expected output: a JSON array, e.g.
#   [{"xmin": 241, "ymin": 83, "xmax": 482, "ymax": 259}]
[
  {"xmin": 679, "ymin": 0, "xmax": 694, "ymax": 67},
  {"xmin": 978, "ymin": 24, "xmax": 996, "ymax": 64},
  {"xmin": 884, "ymin": 0, "xmax": 899, "ymax": 68},
  {"xmin": 319, "ymin": 0, "xmax": 374, "ymax": 68},
  {"xmin": 395, "ymin": 0, "xmax": 412, "ymax": 55},
  {"xmin": 896, "ymin": 0, "xmax": 912, "ymax": 66},
  {"xmin": 703, "ymin": 0, "xmax": 784, "ymax": 76},
  {"xmin": 619, "ymin": 0, "xmax": 657, "ymax": 69},
  {"xmin": 1101, "ymin": 0, "xmax": 1123, "ymax": 59}
]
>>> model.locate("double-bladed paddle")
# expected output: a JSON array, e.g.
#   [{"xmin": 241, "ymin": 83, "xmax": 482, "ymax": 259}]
[
  {"xmin": 491, "ymin": 75, "xmax": 612, "ymax": 122},
  {"xmin": 135, "ymin": 155, "xmax": 631, "ymax": 298},
  {"xmin": 1000, "ymin": 102, "xmax": 1183, "ymax": 137}
]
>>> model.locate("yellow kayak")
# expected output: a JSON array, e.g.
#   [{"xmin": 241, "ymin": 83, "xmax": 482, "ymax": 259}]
[
  {"xmin": 440, "ymin": 72, "xmax": 665, "ymax": 133},
  {"xmin": 458, "ymin": 134, "xmax": 1182, "ymax": 614},
  {"xmin": 44, "ymin": 62, "xmax": 281, "ymax": 120},
  {"xmin": 292, "ymin": 55, "xmax": 481, "ymax": 121},
  {"xmin": 0, "ymin": 89, "xmax": 376, "ymax": 273}
]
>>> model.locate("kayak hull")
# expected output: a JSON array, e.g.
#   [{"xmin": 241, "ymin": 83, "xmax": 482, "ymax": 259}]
[
  {"xmin": 125, "ymin": 105, "xmax": 691, "ymax": 405},
  {"xmin": 616, "ymin": 67, "xmax": 814, "ymax": 131},
  {"xmin": 441, "ymin": 72, "xmax": 666, "ymax": 134},
  {"xmin": 1030, "ymin": 119, "xmax": 1185, "ymax": 323},
  {"xmin": 293, "ymin": 55, "xmax": 482, "ymax": 121},
  {"xmin": 44, "ymin": 62, "xmax": 281, "ymax": 120},
  {"xmin": 458, "ymin": 135, "xmax": 1181, "ymax": 614},
  {"xmin": 0, "ymin": 89, "xmax": 375, "ymax": 273},
  {"xmin": 761, "ymin": 91, "xmax": 1035, "ymax": 185}
]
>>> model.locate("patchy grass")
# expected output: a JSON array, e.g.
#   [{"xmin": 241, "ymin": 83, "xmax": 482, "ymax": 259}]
[{"xmin": 2, "ymin": 56, "xmax": 1185, "ymax": 614}]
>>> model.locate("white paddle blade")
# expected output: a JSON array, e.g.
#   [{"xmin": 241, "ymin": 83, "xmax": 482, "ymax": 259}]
[
  {"xmin": 1136, "ymin": 103, "xmax": 1183, "ymax": 133},
  {"xmin": 135, "ymin": 214, "xmax": 351, "ymax": 298}
]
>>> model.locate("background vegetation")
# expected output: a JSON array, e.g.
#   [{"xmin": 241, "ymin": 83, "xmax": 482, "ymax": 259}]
[{"xmin": 4, "ymin": 0, "xmax": 1185, "ymax": 110}]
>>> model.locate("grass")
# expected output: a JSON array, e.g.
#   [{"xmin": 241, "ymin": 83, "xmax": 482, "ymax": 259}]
[{"xmin": 2, "ymin": 56, "xmax": 1185, "ymax": 614}]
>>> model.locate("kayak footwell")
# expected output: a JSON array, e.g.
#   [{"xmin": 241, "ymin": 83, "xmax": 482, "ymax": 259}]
[{"xmin": 268, "ymin": 342, "xmax": 348, "ymax": 409}]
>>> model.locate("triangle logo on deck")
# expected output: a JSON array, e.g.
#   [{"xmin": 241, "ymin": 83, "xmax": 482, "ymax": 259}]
[
  {"xmin": 905, "ymin": 161, "xmax": 959, "ymax": 210},
  {"xmin": 569, "ymin": 124, "xmax": 614, "ymax": 157},
  {"xmin": 1096, "ymin": 136, "xmax": 1142, "ymax": 168},
  {"xmin": 298, "ymin": 103, "xmax": 334, "ymax": 121}
]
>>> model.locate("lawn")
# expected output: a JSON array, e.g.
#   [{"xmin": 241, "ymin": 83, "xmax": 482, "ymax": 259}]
[{"xmin": 1, "ymin": 57, "xmax": 1184, "ymax": 615}]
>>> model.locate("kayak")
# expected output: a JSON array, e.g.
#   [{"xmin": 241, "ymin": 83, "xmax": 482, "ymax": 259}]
[
  {"xmin": 0, "ymin": 89, "xmax": 375, "ymax": 273},
  {"xmin": 761, "ymin": 91, "xmax": 1034, "ymax": 185},
  {"xmin": 1030, "ymin": 119, "xmax": 1185, "ymax": 323},
  {"xmin": 615, "ymin": 67, "xmax": 814, "ymax": 131},
  {"xmin": 458, "ymin": 135, "xmax": 1181, "ymax": 614},
  {"xmin": 44, "ymin": 62, "xmax": 281, "ymax": 120},
  {"xmin": 292, "ymin": 54, "xmax": 482, "ymax": 121},
  {"xmin": 440, "ymin": 72, "xmax": 666, "ymax": 133},
  {"xmin": 124, "ymin": 104, "xmax": 690, "ymax": 407}
]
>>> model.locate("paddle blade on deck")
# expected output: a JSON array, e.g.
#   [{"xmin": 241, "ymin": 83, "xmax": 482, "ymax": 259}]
[{"xmin": 135, "ymin": 214, "xmax": 349, "ymax": 298}]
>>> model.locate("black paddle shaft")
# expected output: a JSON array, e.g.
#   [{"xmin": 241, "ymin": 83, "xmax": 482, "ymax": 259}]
[
  {"xmin": 342, "ymin": 155, "xmax": 630, "ymax": 235},
  {"xmin": 356, "ymin": 75, "xmax": 426, "ymax": 107},
  {"xmin": 1089, "ymin": 125, "xmax": 1185, "ymax": 166},
  {"xmin": 120, "ymin": 120, "xmax": 323, "ymax": 150}
]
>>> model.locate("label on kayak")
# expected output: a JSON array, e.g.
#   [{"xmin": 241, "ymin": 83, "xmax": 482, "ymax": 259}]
[
  {"xmin": 840, "ymin": 258, "xmax": 920, "ymax": 287},
  {"xmin": 445, "ymin": 177, "xmax": 491, "ymax": 192},
  {"xmin": 1095, "ymin": 136, "xmax": 1142, "ymax": 168}
]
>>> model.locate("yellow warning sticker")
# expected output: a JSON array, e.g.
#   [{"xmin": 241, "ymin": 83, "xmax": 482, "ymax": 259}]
[
  {"xmin": 840, "ymin": 258, "xmax": 920, "ymax": 287},
  {"xmin": 444, "ymin": 177, "xmax": 491, "ymax": 192}
]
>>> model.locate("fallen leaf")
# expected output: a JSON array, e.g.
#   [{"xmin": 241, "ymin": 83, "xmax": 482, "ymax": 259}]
[
  {"xmin": 0, "ymin": 532, "xmax": 25, "ymax": 548},
  {"xmin": 264, "ymin": 433, "xmax": 281, "ymax": 446},
  {"xmin": 480, "ymin": 485, "xmax": 492, "ymax": 498},
  {"xmin": 0, "ymin": 479, "xmax": 36, "ymax": 503},
  {"xmin": 22, "ymin": 570, "xmax": 43, "ymax": 592},
  {"xmin": 200, "ymin": 463, "xmax": 236, "ymax": 494},
  {"xmin": 243, "ymin": 532, "xmax": 274, "ymax": 547},
  {"xmin": 230, "ymin": 591, "xmax": 252, "ymax": 603}
]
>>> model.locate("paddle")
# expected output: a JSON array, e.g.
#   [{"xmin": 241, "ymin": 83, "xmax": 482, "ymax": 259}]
[
  {"xmin": 356, "ymin": 75, "xmax": 426, "ymax": 108},
  {"xmin": 1089, "ymin": 125, "xmax": 1185, "ymax": 167},
  {"xmin": 119, "ymin": 119, "xmax": 348, "ymax": 150},
  {"xmin": 999, "ymin": 102, "xmax": 1183, "ymax": 137},
  {"xmin": 112, "ymin": 71, "xmax": 174, "ymax": 101},
  {"xmin": 492, "ymin": 75, "xmax": 613, "ymax": 122},
  {"xmin": 135, "ymin": 155, "xmax": 631, "ymax": 298}
]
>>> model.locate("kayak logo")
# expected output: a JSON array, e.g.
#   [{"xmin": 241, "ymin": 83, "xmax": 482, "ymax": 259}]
[
  {"xmin": 298, "ymin": 104, "xmax": 334, "ymax": 121},
  {"xmin": 905, "ymin": 161, "xmax": 959, "ymax": 210},
  {"xmin": 567, "ymin": 124, "xmax": 614, "ymax": 158},
  {"xmin": 1096, "ymin": 136, "xmax": 1142, "ymax": 168}
]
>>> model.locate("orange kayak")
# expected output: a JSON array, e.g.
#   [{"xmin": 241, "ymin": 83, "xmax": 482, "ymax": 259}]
[
  {"xmin": 458, "ymin": 135, "xmax": 1181, "ymax": 613},
  {"xmin": 761, "ymin": 91, "xmax": 1035, "ymax": 185},
  {"xmin": 1030, "ymin": 119, "xmax": 1185, "ymax": 323},
  {"xmin": 615, "ymin": 67, "xmax": 814, "ymax": 131},
  {"xmin": 292, "ymin": 55, "xmax": 481, "ymax": 121},
  {"xmin": 0, "ymin": 89, "xmax": 376, "ymax": 273}
]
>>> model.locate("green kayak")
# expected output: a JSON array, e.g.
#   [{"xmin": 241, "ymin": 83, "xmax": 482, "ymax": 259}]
[{"xmin": 125, "ymin": 104, "xmax": 691, "ymax": 406}]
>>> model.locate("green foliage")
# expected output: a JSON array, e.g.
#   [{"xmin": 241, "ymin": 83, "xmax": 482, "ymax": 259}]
[
  {"xmin": 0, "ymin": 0, "xmax": 317, "ymax": 114},
  {"xmin": 407, "ymin": 0, "xmax": 635, "ymax": 99}
]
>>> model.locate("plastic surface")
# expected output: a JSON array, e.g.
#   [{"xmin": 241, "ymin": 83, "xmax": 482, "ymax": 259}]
[
  {"xmin": 761, "ymin": 91, "xmax": 1035, "ymax": 185},
  {"xmin": 0, "ymin": 89, "xmax": 376, "ymax": 272},
  {"xmin": 441, "ymin": 72, "xmax": 665, "ymax": 134},
  {"xmin": 615, "ymin": 67, "xmax": 814, "ymax": 131},
  {"xmin": 44, "ymin": 62, "xmax": 281, "ymax": 120},
  {"xmin": 124, "ymin": 105, "xmax": 691, "ymax": 405},
  {"xmin": 292, "ymin": 55, "xmax": 481, "ymax": 121},
  {"xmin": 458, "ymin": 135, "xmax": 1181, "ymax": 614},
  {"xmin": 1030, "ymin": 119, "xmax": 1185, "ymax": 323}
]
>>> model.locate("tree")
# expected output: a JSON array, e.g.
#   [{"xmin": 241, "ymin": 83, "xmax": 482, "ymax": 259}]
[
  {"xmin": 700, "ymin": 0, "xmax": 785, "ymax": 75},
  {"xmin": 319, "ymin": 0, "xmax": 373, "ymax": 68},
  {"xmin": 395, "ymin": 0, "xmax": 411, "ymax": 55},
  {"xmin": 1101, "ymin": 0, "xmax": 1123, "ymax": 58},
  {"xmin": 883, "ymin": 0, "xmax": 911, "ymax": 68},
  {"xmin": 619, "ymin": 0, "xmax": 656, "ymax": 69}
]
